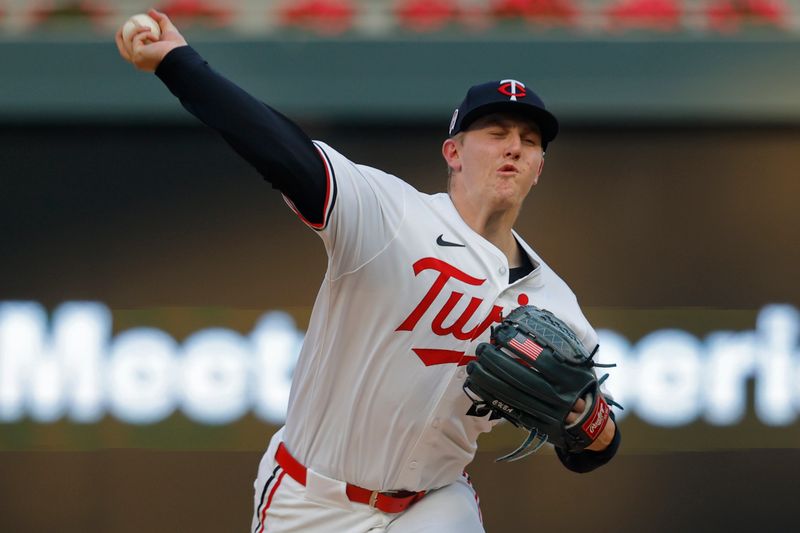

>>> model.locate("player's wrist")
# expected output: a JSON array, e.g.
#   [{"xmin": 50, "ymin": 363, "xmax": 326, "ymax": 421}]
[{"xmin": 585, "ymin": 418, "xmax": 616, "ymax": 452}]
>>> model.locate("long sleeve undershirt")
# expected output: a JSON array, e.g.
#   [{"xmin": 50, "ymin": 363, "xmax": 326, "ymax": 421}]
[{"xmin": 155, "ymin": 45, "xmax": 329, "ymax": 225}]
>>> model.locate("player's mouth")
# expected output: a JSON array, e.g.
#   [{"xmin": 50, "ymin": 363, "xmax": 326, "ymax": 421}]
[{"xmin": 497, "ymin": 164, "xmax": 519, "ymax": 175}]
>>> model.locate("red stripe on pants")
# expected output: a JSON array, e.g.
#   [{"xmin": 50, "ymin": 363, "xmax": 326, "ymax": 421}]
[{"xmin": 257, "ymin": 470, "xmax": 287, "ymax": 533}]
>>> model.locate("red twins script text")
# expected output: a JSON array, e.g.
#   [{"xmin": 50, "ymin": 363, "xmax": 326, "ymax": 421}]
[{"xmin": 395, "ymin": 258, "xmax": 505, "ymax": 366}]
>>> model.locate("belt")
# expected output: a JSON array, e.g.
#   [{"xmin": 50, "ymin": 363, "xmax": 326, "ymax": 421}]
[{"xmin": 275, "ymin": 442, "xmax": 426, "ymax": 514}]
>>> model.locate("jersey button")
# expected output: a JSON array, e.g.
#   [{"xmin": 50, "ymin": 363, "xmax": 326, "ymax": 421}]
[
  {"xmin": 432, "ymin": 418, "xmax": 440, "ymax": 428},
  {"xmin": 409, "ymin": 461, "xmax": 418, "ymax": 470},
  {"xmin": 457, "ymin": 369, "xmax": 466, "ymax": 379},
  {"xmin": 499, "ymin": 266, "xmax": 507, "ymax": 275}
]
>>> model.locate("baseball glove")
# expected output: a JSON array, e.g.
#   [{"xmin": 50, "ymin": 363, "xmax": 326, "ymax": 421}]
[{"xmin": 464, "ymin": 305, "xmax": 618, "ymax": 462}]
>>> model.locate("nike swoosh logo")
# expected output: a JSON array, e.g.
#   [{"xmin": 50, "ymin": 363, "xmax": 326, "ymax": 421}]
[{"xmin": 436, "ymin": 234, "xmax": 466, "ymax": 247}]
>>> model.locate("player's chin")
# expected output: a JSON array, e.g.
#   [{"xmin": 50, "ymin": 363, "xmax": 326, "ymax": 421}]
[
  {"xmin": 490, "ymin": 182, "xmax": 529, "ymax": 207},
  {"xmin": 486, "ymin": 191, "xmax": 524, "ymax": 213}
]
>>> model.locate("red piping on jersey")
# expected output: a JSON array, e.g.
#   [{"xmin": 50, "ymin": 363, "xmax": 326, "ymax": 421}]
[
  {"xmin": 462, "ymin": 471, "xmax": 482, "ymax": 524},
  {"xmin": 283, "ymin": 143, "xmax": 333, "ymax": 230}
]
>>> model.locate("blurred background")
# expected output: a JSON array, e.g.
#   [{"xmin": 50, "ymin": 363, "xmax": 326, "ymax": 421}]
[{"xmin": 1, "ymin": 1, "xmax": 799, "ymax": 531}]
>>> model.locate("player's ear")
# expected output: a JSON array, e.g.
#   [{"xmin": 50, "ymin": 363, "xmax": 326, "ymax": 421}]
[
  {"xmin": 531, "ymin": 154, "xmax": 545, "ymax": 187},
  {"xmin": 442, "ymin": 138, "xmax": 462, "ymax": 173}
]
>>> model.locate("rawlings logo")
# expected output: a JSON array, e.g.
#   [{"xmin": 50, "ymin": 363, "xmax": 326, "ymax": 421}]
[{"xmin": 582, "ymin": 396, "xmax": 610, "ymax": 439}]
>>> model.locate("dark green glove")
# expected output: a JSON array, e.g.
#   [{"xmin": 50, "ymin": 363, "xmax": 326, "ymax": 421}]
[{"xmin": 464, "ymin": 305, "xmax": 614, "ymax": 461}]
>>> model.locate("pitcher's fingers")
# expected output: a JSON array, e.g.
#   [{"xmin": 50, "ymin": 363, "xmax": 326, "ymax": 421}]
[
  {"xmin": 131, "ymin": 25, "xmax": 155, "ymax": 43},
  {"xmin": 572, "ymin": 397, "xmax": 586, "ymax": 412},
  {"xmin": 130, "ymin": 27, "xmax": 156, "ymax": 56},
  {"xmin": 115, "ymin": 27, "xmax": 132, "ymax": 61},
  {"xmin": 148, "ymin": 8, "xmax": 178, "ymax": 35}
]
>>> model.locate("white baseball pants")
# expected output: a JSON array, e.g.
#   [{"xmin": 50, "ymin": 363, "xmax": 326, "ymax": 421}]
[{"xmin": 251, "ymin": 429, "xmax": 484, "ymax": 533}]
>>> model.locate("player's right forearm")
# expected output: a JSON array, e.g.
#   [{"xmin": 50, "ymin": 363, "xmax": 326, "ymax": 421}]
[{"xmin": 154, "ymin": 46, "xmax": 329, "ymax": 225}]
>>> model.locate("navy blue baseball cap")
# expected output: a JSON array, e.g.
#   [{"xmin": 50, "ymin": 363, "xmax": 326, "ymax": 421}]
[{"xmin": 448, "ymin": 79, "xmax": 559, "ymax": 150}]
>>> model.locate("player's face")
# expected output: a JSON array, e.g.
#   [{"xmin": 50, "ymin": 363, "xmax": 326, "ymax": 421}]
[{"xmin": 447, "ymin": 113, "xmax": 545, "ymax": 212}]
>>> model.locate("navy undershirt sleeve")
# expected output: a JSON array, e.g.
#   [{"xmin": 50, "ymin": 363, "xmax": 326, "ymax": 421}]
[{"xmin": 155, "ymin": 46, "xmax": 329, "ymax": 225}]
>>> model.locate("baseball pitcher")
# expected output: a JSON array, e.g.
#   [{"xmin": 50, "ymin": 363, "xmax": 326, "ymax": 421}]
[{"xmin": 116, "ymin": 10, "xmax": 621, "ymax": 532}]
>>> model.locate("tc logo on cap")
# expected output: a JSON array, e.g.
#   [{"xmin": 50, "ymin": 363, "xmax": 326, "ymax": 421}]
[{"xmin": 498, "ymin": 79, "xmax": 526, "ymax": 101}]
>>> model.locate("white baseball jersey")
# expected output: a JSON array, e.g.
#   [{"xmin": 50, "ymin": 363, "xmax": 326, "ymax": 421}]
[{"xmin": 279, "ymin": 141, "xmax": 598, "ymax": 493}]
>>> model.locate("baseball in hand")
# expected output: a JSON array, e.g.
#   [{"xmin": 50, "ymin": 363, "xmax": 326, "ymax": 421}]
[{"xmin": 122, "ymin": 14, "xmax": 161, "ymax": 42}]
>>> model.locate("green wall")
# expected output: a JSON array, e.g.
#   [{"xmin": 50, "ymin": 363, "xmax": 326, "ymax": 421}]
[{"xmin": 1, "ymin": 36, "xmax": 799, "ymax": 122}]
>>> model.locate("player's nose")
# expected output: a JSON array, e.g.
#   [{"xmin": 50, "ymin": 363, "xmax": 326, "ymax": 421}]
[{"xmin": 504, "ymin": 133, "xmax": 523, "ymax": 159}]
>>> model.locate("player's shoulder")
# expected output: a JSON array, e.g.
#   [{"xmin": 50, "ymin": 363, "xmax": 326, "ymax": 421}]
[{"xmin": 312, "ymin": 140, "xmax": 418, "ymax": 192}]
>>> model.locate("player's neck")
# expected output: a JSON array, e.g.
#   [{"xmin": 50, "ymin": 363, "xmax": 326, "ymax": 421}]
[
  {"xmin": 452, "ymin": 197, "xmax": 522, "ymax": 266},
  {"xmin": 481, "ymin": 223, "xmax": 522, "ymax": 267}
]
